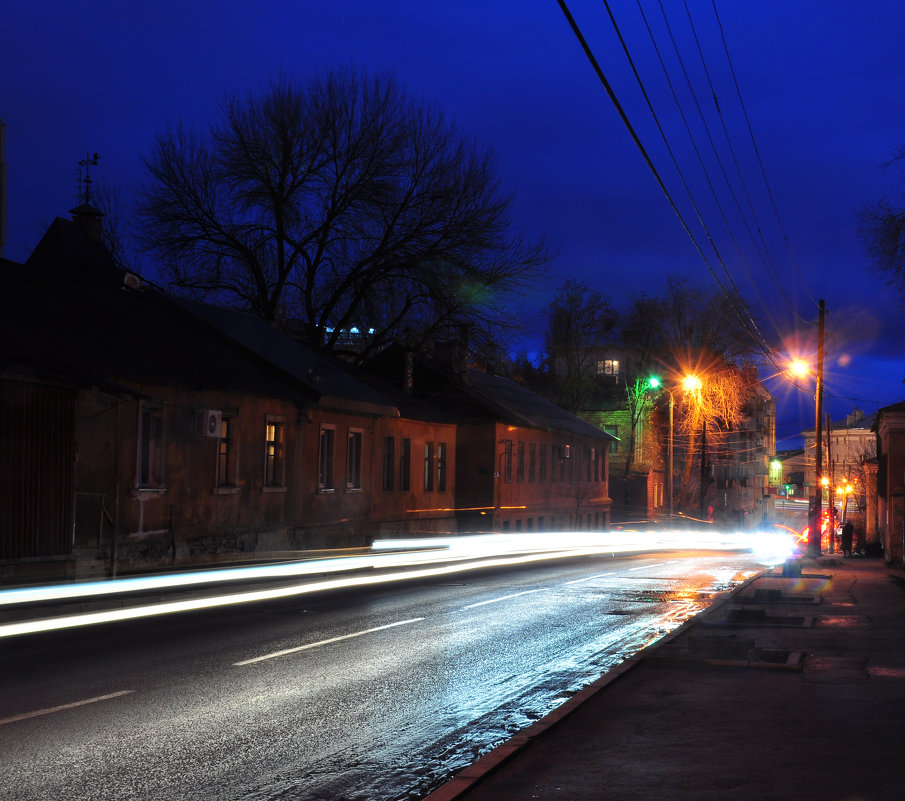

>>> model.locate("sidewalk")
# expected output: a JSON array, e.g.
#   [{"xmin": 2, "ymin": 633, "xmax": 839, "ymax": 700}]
[{"xmin": 425, "ymin": 556, "xmax": 905, "ymax": 801}]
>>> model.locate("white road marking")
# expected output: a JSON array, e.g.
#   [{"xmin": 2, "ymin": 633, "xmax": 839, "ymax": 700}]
[
  {"xmin": 627, "ymin": 562, "xmax": 670, "ymax": 571},
  {"xmin": 234, "ymin": 617, "xmax": 425, "ymax": 665},
  {"xmin": 564, "ymin": 573, "xmax": 612, "ymax": 585},
  {"xmin": 461, "ymin": 588, "xmax": 546, "ymax": 609},
  {"xmin": 0, "ymin": 690, "xmax": 135, "ymax": 726}
]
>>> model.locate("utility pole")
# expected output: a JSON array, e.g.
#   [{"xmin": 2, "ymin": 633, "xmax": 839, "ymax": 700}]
[{"xmin": 807, "ymin": 300, "xmax": 826, "ymax": 558}]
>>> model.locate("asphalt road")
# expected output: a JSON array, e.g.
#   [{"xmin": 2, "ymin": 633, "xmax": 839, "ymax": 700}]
[{"xmin": 0, "ymin": 551, "xmax": 764, "ymax": 800}]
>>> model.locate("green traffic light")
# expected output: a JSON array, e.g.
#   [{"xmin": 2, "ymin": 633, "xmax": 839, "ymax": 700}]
[{"xmin": 647, "ymin": 376, "xmax": 661, "ymax": 389}]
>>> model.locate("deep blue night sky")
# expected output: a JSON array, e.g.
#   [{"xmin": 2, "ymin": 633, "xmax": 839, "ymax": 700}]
[{"xmin": 3, "ymin": 1, "xmax": 905, "ymax": 446}]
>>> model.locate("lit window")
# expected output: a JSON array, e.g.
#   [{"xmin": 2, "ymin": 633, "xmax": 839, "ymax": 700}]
[
  {"xmin": 597, "ymin": 359, "xmax": 620, "ymax": 376},
  {"xmin": 604, "ymin": 425, "xmax": 619, "ymax": 455},
  {"xmin": 265, "ymin": 420, "xmax": 285, "ymax": 487}
]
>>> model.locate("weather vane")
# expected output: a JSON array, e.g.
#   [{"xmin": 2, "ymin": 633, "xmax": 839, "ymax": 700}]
[{"xmin": 76, "ymin": 152, "xmax": 100, "ymax": 205}]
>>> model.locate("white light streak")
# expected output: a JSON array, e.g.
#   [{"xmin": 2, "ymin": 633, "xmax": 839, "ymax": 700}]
[{"xmin": 0, "ymin": 529, "xmax": 788, "ymax": 639}]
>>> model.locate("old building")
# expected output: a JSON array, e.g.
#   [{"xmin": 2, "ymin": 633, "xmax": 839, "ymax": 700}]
[
  {"xmin": 873, "ymin": 401, "xmax": 905, "ymax": 566},
  {"xmin": 364, "ymin": 346, "xmax": 616, "ymax": 533},
  {"xmin": 2, "ymin": 214, "xmax": 617, "ymax": 582}
]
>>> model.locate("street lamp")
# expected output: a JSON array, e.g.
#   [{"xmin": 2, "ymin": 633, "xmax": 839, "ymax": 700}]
[
  {"xmin": 648, "ymin": 377, "xmax": 674, "ymax": 521},
  {"xmin": 649, "ymin": 374, "xmax": 701, "ymax": 522}
]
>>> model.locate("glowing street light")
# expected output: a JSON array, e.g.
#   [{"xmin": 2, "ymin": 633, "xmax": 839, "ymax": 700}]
[{"xmin": 648, "ymin": 373, "xmax": 705, "ymax": 521}]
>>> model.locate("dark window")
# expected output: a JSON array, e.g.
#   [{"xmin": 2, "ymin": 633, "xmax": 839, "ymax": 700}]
[
  {"xmin": 382, "ymin": 436, "xmax": 395, "ymax": 491},
  {"xmin": 528, "ymin": 442, "xmax": 536, "ymax": 482},
  {"xmin": 217, "ymin": 417, "xmax": 235, "ymax": 487},
  {"xmin": 517, "ymin": 441, "xmax": 525, "ymax": 482},
  {"xmin": 138, "ymin": 405, "xmax": 164, "ymax": 488},
  {"xmin": 319, "ymin": 426, "xmax": 335, "ymax": 491},
  {"xmin": 424, "ymin": 441, "xmax": 434, "ymax": 491},
  {"xmin": 539, "ymin": 444, "xmax": 547, "ymax": 482},
  {"xmin": 346, "ymin": 429, "xmax": 363, "ymax": 489},
  {"xmin": 400, "ymin": 438, "xmax": 411, "ymax": 491},
  {"xmin": 503, "ymin": 439, "xmax": 513, "ymax": 482},
  {"xmin": 437, "ymin": 442, "xmax": 447, "ymax": 492}
]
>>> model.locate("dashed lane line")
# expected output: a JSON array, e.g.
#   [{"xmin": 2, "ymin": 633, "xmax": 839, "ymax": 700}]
[
  {"xmin": 0, "ymin": 690, "xmax": 135, "ymax": 726},
  {"xmin": 234, "ymin": 617, "xmax": 425, "ymax": 665}
]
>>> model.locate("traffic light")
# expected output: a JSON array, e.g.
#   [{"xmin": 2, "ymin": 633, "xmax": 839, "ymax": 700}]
[{"xmin": 647, "ymin": 376, "xmax": 661, "ymax": 389}]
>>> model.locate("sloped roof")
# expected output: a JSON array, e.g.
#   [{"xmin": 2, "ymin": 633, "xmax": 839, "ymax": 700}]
[
  {"xmin": 363, "ymin": 345, "xmax": 614, "ymax": 441},
  {"xmin": 1, "ymin": 223, "xmax": 313, "ymax": 402},
  {"xmin": 463, "ymin": 369, "xmax": 614, "ymax": 440},
  {"xmin": 176, "ymin": 299, "xmax": 398, "ymax": 417}
]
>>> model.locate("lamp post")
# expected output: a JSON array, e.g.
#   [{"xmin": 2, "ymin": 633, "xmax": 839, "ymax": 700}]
[
  {"xmin": 790, "ymin": 298, "xmax": 826, "ymax": 558},
  {"xmin": 649, "ymin": 375, "xmax": 703, "ymax": 522},
  {"xmin": 648, "ymin": 377, "xmax": 674, "ymax": 520}
]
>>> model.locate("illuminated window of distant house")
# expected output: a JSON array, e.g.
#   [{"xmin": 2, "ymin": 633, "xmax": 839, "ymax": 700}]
[
  {"xmin": 319, "ymin": 425, "xmax": 335, "ymax": 491},
  {"xmin": 424, "ymin": 441, "xmax": 435, "ymax": 492},
  {"xmin": 400, "ymin": 438, "xmax": 411, "ymax": 491},
  {"xmin": 604, "ymin": 425, "xmax": 619, "ymax": 455},
  {"xmin": 346, "ymin": 429, "xmax": 363, "ymax": 490},
  {"xmin": 264, "ymin": 418, "xmax": 285, "ymax": 488},
  {"xmin": 138, "ymin": 404, "xmax": 164, "ymax": 489},
  {"xmin": 528, "ymin": 442, "xmax": 536, "ymax": 482},
  {"xmin": 596, "ymin": 359, "xmax": 620, "ymax": 377},
  {"xmin": 383, "ymin": 436, "xmax": 395, "ymax": 491}
]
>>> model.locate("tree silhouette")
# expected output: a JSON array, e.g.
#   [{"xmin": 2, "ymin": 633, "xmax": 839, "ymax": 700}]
[{"xmin": 139, "ymin": 68, "xmax": 549, "ymax": 358}]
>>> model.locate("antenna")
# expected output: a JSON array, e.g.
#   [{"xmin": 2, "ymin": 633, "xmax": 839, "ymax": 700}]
[{"xmin": 77, "ymin": 152, "xmax": 100, "ymax": 205}]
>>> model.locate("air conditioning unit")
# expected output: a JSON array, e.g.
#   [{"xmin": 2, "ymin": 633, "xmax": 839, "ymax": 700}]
[{"xmin": 195, "ymin": 409, "xmax": 222, "ymax": 438}]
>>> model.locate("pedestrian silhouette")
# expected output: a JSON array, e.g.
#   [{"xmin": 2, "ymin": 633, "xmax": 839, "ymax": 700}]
[{"xmin": 841, "ymin": 521, "xmax": 854, "ymax": 557}]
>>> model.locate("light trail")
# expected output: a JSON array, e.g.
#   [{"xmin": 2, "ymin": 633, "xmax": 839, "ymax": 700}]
[{"xmin": 0, "ymin": 529, "xmax": 796, "ymax": 639}]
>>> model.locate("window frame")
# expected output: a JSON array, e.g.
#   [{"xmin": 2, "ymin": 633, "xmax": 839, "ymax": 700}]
[
  {"xmin": 264, "ymin": 416, "xmax": 286, "ymax": 491},
  {"xmin": 346, "ymin": 428, "xmax": 363, "ymax": 491},
  {"xmin": 424, "ymin": 440, "xmax": 435, "ymax": 492},
  {"xmin": 400, "ymin": 437, "xmax": 412, "ymax": 491},
  {"xmin": 215, "ymin": 414, "xmax": 239, "ymax": 493},
  {"xmin": 382, "ymin": 435, "xmax": 395, "ymax": 491},
  {"xmin": 318, "ymin": 425, "xmax": 336, "ymax": 492},
  {"xmin": 137, "ymin": 403, "xmax": 165, "ymax": 490}
]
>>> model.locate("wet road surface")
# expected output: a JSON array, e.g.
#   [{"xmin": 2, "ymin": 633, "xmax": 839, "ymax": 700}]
[{"xmin": 0, "ymin": 551, "xmax": 763, "ymax": 800}]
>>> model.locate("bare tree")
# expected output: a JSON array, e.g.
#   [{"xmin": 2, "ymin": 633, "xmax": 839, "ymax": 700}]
[
  {"xmin": 138, "ymin": 68, "xmax": 549, "ymax": 358},
  {"xmin": 543, "ymin": 279, "xmax": 616, "ymax": 413},
  {"xmin": 860, "ymin": 146, "xmax": 905, "ymax": 300}
]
